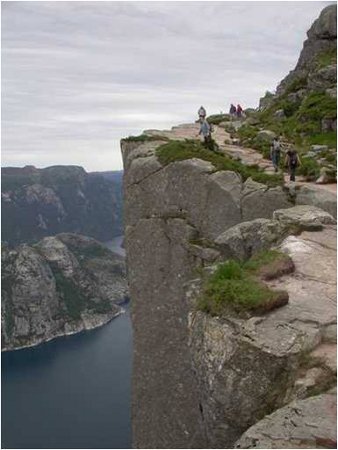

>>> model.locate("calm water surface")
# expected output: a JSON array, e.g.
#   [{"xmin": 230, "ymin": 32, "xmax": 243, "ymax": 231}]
[{"xmin": 1, "ymin": 237, "xmax": 132, "ymax": 449}]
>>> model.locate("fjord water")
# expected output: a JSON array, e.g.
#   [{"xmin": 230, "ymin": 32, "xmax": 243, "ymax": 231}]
[{"xmin": 1, "ymin": 237, "xmax": 132, "ymax": 449}]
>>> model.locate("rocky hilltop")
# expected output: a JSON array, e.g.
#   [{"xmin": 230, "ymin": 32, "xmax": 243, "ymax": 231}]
[
  {"xmin": 1, "ymin": 233, "xmax": 128, "ymax": 351},
  {"xmin": 1, "ymin": 165, "xmax": 123, "ymax": 246},
  {"xmin": 203, "ymin": 5, "xmax": 336, "ymax": 186}
]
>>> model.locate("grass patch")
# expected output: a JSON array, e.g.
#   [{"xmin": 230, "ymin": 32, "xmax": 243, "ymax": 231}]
[
  {"xmin": 198, "ymin": 250, "xmax": 291, "ymax": 318},
  {"xmin": 306, "ymin": 132, "xmax": 337, "ymax": 149},
  {"xmin": 156, "ymin": 139, "xmax": 283, "ymax": 187},
  {"xmin": 122, "ymin": 134, "xmax": 169, "ymax": 143},
  {"xmin": 315, "ymin": 48, "xmax": 337, "ymax": 69}
]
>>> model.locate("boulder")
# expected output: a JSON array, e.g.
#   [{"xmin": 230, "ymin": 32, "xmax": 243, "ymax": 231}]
[
  {"xmin": 273, "ymin": 205, "xmax": 336, "ymax": 228},
  {"xmin": 321, "ymin": 117, "xmax": 337, "ymax": 132},
  {"xmin": 303, "ymin": 151, "xmax": 317, "ymax": 158},
  {"xmin": 326, "ymin": 86, "xmax": 337, "ymax": 98},
  {"xmin": 310, "ymin": 144, "xmax": 328, "ymax": 152},
  {"xmin": 235, "ymin": 391, "xmax": 337, "ymax": 449},
  {"xmin": 215, "ymin": 218, "xmax": 284, "ymax": 260},
  {"xmin": 295, "ymin": 185, "xmax": 337, "ymax": 219},
  {"xmin": 316, "ymin": 166, "xmax": 337, "ymax": 184},
  {"xmin": 241, "ymin": 179, "xmax": 292, "ymax": 222},
  {"xmin": 308, "ymin": 64, "xmax": 337, "ymax": 91},
  {"xmin": 256, "ymin": 130, "xmax": 276, "ymax": 143},
  {"xmin": 273, "ymin": 109, "xmax": 285, "ymax": 119}
]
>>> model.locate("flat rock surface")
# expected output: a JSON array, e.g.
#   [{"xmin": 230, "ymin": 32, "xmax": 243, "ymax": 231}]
[{"xmin": 236, "ymin": 390, "xmax": 337, "ymax": 449}]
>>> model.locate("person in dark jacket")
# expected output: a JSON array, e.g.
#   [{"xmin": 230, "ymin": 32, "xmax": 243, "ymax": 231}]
[{"xmin": 285, "ymin": 148, "xmax": 302, "ymax": 181}]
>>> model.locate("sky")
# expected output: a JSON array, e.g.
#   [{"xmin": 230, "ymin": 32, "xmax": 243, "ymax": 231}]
[{"xmin": 1, "ymin": 1, "xmax": 333, "ymax": 171}]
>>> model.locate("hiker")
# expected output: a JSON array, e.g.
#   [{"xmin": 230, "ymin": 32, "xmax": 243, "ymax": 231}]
[
  {"xmin": 270, "ymin": 137, "xmax": 281, "ymax": 172},
  {"xmin": 198, "ymin": 106, "xmax": 206, "ymax": 122},
  {"xmin": 285, "ymin": 147, "xmax": 302, "ymax": 181},
  {"xmin": 229, "ymin": 104, "xmax": 236, "ymax": 117},
  {"xmin": 198, "ymin": 117, "xmax": 213, "ymax": 151},
  {"xmin": 236, "ymin": 104, "xmax": 243, "ymax": 118}
]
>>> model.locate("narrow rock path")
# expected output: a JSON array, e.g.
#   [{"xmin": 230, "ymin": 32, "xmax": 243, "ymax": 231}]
[{"xmin": 145, "ymin": 122, "xmax": 337, "ymax": 195}]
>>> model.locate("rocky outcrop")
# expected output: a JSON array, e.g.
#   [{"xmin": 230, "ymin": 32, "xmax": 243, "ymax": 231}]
[
  {"xmin": 1, "ymin": 165, "xmax": 123, "ymax": 246},
  {"xmin": 187, "ymin": 219, "xmax": 336, "ymax": 448},
  {"xmin": 276, "ymin": 4, "xmax": 337, "ymax": 96},
  {"xmin": 1, "ymin": 233, "xmax": 128, "ymax": 351},
  {"xmin": 235, "ymin": 389, "xmax": 337, "ymax": 449},
  {"xmin": 122, "ymin": 118, "xmax": 337, "ymax": 448}
]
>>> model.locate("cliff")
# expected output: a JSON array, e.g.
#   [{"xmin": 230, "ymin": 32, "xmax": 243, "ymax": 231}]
[
  {"xmin": 1, "ymin": 233, "xmax": 128, "ymax": 351},
  {"xmin": 1, "ymin": 165, "xmax": 123, "ymax": 246},
  {"xmin": 122, "ymin": 123, "xmax": 336, "ymax": 448},
  {"xmin": 123, "ymin": 7, "xmax": 336, "ymax": 448}
]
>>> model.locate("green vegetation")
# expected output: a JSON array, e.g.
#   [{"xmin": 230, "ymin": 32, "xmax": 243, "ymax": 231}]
[
  {"xmin": 123, "ymin": 134, "xmax": 169, "ymax": 143},
  {"xmin": 52, "ymin": 268, "xmax": 86, "ymax": 320},
  {"xmin": 207, "ymin": 114, "xmax": 230, "ymax": 125},
  {"xmin": 297, "ymin": 158, "xmax": 321, "ymax": 180},
  {"xmin": 315, "ymin": 48, "xmax": 337, "ymax": 69},
  {"xmin": 243, "ymin": 249, "xmax": 289, "ymax": 273},
  {"xmin": 306, "ymin": 132, "xmax": 337, "ymax": 149},
  {"xmin": 297, "ymin": 92, "xmax": 336, "ymax": 124},
  {"xmin": 283, "ymin": 75, "xmax": 308, "ymax": 95},
  {"xmin": 198, "ymin": 250, "xmax": 289, "ymax": 317},
  {"xmin": 156, "ymin": 139, "xmax": 283, "ymax": 187}
]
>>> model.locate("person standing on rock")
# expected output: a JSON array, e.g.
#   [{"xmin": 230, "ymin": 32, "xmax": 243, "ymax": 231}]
[
  {"xmin": 285, "ymin": 147, "xmax": 302, "ymax": 182},
  {"xmin": 198, "ymin": 106, "xmax": 206, "ymax": 122},
  {"xmin": 229, "ymin": 104, "xmax": 236, "ymax": 117},
  {"xmin": 270, "ymin": 137, "xmax": 281, "ymax": 172},
  {"xmin": 236, "ymin": 104, "xmax": 243, "ymax": 118},
  {"xmin": 198, "ymin": 117, "xmax": 213, "ymax": 151}
]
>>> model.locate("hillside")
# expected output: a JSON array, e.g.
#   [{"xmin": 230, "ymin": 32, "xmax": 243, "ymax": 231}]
[
  {"xmin": 1, "ymin": 165, "xmax": 123, "ymax": 246},
  {"xmin": 1, "ymin": 233, "xmax": 128, "ymax": 351},
  {"xmin": 209, "ymin": 4, "xmax": 337, "ymax": 184}
]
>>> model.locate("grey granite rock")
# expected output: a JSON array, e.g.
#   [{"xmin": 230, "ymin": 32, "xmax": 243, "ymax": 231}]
[
  {"xmin": 295, "ymin": 185, "xmax": 337, "ymax": 218},
  {"xmin": 235, "ymin": 392, "xmax": 337, "ymax": 448}
]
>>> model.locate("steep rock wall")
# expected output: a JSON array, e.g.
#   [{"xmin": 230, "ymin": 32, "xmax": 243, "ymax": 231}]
[{"xmin": 122, "ymin": 133, "xmax": 325, "ymax": 448}]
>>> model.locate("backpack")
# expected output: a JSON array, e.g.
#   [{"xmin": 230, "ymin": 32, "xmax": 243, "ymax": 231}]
[{"xmin": 289, "ymin": 152, "xmax": 298, "ymax": 168}]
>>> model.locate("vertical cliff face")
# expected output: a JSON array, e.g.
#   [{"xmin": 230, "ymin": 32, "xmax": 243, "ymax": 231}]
[{"xmin": 121, "ymin": 131, "xmax": 290, "ymax": 446}]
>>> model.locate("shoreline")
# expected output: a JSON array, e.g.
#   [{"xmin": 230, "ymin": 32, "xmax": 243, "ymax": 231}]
[{"xmin": 2, "ymin": 307, "xmax": 125, "ymax": 353}]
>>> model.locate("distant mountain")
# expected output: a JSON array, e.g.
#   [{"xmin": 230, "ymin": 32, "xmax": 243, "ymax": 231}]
[
  {"xmin": 1, "ymin": 165, "xmax": 124, "ymax": 246},
  {"xmin": 1, "ymin": 233, "xmax": 128, "ymax": 351}
]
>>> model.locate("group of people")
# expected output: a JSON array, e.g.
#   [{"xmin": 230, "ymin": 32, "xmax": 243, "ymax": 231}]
[
  {"xmin": 270, "ymin": 136, "xmax": 302, "ymax": 181},
  {"xmin": 197, "ymin": 105, "xmax": 301, "ymax": 182},
  {"xmin": 229, "ymin": 103, "xmax": 244, "ymax": 118}
]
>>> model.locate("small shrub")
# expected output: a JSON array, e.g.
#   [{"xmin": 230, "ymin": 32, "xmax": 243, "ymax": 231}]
[
  {"xmin": 123, "ymin": 134, "xmax": 169, "ymax": 143},
  {"xmin": 207, "ymin": 114, "xmax": 230, "ymax": 125},
  {"xmin": 298, "ymin": 158, "xmax": 321, "ymax": 180},
  {"xmin": 198, "ymin": 251, "xmax": 290, "ymax": 317}
]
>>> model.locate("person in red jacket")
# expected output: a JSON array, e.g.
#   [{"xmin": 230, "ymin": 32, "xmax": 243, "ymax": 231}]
[{"xmin": 236, "ymin": 104, "xmax": 243, "ymax": 118}]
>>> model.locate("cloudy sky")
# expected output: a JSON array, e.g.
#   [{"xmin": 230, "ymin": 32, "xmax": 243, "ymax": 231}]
[{"xmin": 2, "ymin": 1, "xmax": 332, "ymax": 171}]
